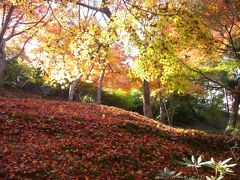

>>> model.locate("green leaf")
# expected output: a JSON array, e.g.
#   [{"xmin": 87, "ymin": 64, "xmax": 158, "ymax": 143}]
[
  {"xmin": 220, "ymin": 158, "xmax": 232, "ymax": 165},
  {"xmin": 197, "ymin": 156, "xmax": 202, "ymax": 164}
]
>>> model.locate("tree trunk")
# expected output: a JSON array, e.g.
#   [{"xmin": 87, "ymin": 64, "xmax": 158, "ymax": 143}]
[
  {"xmin": 159, "ymin": 98, "xmax": 166, "ymax": 122},
  {"xmin": 226, "ymin": 80, "xmax": 240, "ymax": 132},
  {"xmin": 68, "ymin": 75, "xmax": 82, "ymax": 101},
  {"xmin": 97, "ymin": 68, "xmax": 105, "ymax": 104},
  {"xmin": 0, "ymin": 48, "xmax": 6, "ymax": 91},
  {"xmin": 68, "ymin": 80, "xmax": 78, "ymax": 101},
  {"xmin": 224, "ymin": 88, "xmax": 230, "ymax": 113},
  {"xmin": 230, "ymin": 94, "xmax": 240, "ymax": 127},
  {"xmin": 143, "ymin": 79, "xmax": 153, "ymax": 118},
  {"xmin": 164, "ymin": 101, "xmax": 171, "ymax": 126},
  {"xmin": 159, "ymin": 98, "xmax": 171, "ymax": 125}
]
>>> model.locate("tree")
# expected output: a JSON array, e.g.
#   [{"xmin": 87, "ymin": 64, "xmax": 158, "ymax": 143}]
[
  {"xmin": 189, "ymin": 0, "xmax": 240, "ymax": 129},
  {"xmin": 30, "ymin": 9, "xmax": 121, "ymax": 101},
  {"xmin": 0, "ymin": 0, "xmax": 117, "ymax": 91},
  {"xmin": 0, "ymin": 1, "xmax": 50, "ymax": 90},
  {"xmin": 122, "ymin": 0, "xmax": 215, "ymax": 120}
]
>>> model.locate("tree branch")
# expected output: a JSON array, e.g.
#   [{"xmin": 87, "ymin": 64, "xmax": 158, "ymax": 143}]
[
  {"xmin": 76, "ymin": 1, "xmax": 112, "ymax": 18},
  {"xmin": 225, "ymin": 0, "xmax": 240, "ymax": 20},
  {"xmin": 5, "ymin": 4, "xmax": 50, "ymax": 41},
  {"xmin": 179, "ymin": 57, "xmax": 226, "ymax": 88},
  {"xmin": 7, "ymin": 35, "xmax": 32, "ymax": 62},
  {"xmin": 1, "ymin": 3, "xmax": 6, "ymax": 28},
  {"xmin": 0, "ymin": 4, "xmax": 15, "ymax": 44},
  {"xmin": 5, "ymin": 14, "xmax": 24, "ymax": 41},
  {"xmin": 49, "ymin": 4, "xmax": 75, "ymax": 34}
]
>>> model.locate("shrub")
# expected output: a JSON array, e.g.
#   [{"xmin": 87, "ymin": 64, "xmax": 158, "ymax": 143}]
[
  {"xmin": 73, "ymin": 82, "xmax": 143, "ymax": 112},
  {"xmin": 102, "ymin": 89, "xmax": 142, "ymax": 112},
  {"xmin": 199, "ymin": 108, "xmax": 228, "ymax": 130},
  {"xmin": 74, "ymin": 81, "xmax": 96, "ymax": 101},
  {"xmin": 166, "ymin": 94, "xmax": 203, "ymax": 125},
  {"xmin": 5, "ymin": 60, "xmax": 43, "ymax": 88}
]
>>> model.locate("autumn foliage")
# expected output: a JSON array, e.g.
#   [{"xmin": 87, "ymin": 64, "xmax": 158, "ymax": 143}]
[{"xmin": 0, "ymin": 94, "xmax": 239, "ymax": 179}]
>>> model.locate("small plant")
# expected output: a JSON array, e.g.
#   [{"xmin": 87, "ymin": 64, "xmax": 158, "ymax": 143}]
[
  {"xmin": 180, "ymin": 155, "xmax": 206, "ymax": 167},
  {"xmin": 204, "ymin": 158, "xmax": 237, "ymax": 179},
  {"xmin": 80, "ymin": 95, "xmax": 95, "ymax": 103},
  {"xmin": 178, "ymin": 155, "xmax": 209, "ymax": 177},
  {"xmin": 155, "ymin": 167, "xmax": 182, "ymax": 179},
  {"xmin": 157, "ymin": 156, "xmax": 237, "ymax": 180}
]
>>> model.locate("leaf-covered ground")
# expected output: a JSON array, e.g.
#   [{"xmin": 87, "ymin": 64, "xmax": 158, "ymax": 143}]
[{"xmin": 0, "ymin": 94, "xmax": 239, "ymax": 179}]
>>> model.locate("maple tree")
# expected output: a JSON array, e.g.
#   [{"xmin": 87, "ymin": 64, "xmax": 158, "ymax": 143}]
[
  {"xmin": 0, "ymin": 0, "xmax": 116, "ymax": 89},
  {"xmin": 188, "ymin": 0, "xmax": 240, "ymax": 129},
  {"xmin": 119, "ymin": 0, "xmax": 217, "ymax": 120},
  {"xmin": 31, "ymin": 13, "xmax": 123, "ymax": 102},
  {"xmin": 121, "ymin": 0, "xmax": 240, "ymax": 128},
  {"xmin": 0, "ymin": 0, "xmax": 51, "ymax": 90}
]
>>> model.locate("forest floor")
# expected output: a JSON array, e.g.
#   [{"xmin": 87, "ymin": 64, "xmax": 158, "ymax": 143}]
[{"xmin": 0, "ymin": 89, "xmax": 239, "ymax": 179}]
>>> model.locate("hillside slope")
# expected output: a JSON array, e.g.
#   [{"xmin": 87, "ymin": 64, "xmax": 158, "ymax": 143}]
[{"xmin": 0, "ymin": 96, "xmax": 239, "ymax": 179}]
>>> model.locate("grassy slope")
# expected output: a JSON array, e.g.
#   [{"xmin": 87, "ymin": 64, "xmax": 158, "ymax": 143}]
[{"xmin": 0, "ymin": 94, "xmax": 239, "ymax": 179}]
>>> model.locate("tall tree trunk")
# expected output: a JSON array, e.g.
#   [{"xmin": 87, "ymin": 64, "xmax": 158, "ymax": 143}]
[
  {"xmin": 97, "ymin": 68, "xmax": 105, "ymax": 104},
  {"xmin": 159, "ymin": 98, "xmax": 171, "ymax": 125},
  {"xmin": 0, "ymin": 48, "xmax": 6, "ymax": 91},
  {"xmin": 159, "ymin": 98, "xmax": 165, "ymax": 122},
  {"xmin": 230, "ymin": 94, "xmax": 240, "ymax": 127},
  {"xmin": 143, "ymin": 79, "xmax": 153, "ymax": 118},
  {"xmin": 157, "ymin": 77, "xmax": 168, "ymax": 123},
  {"xmin": 226, "ymin": 80, "xmax": 240, "ymax": 132},
  {"xmin": 224, "ymin": 88, "xmax": 230, "ymax": 113},
  {"xmin": 68, "ymin": 80, "xmax": 78, "ymax": 101},
  {"xmin": 230, "ymin": 80, "xmax": 240, "ymax": 127},
  {"xmin": 164, "ymin": 101, "xmax": 171, "ymax": 126},
  {"xmin": 68, "ymin": 75, "xmax": 82, "ymax": 101},
  {"xmin": 0, "ymin": 5, "xmax": 15, "ymax": 92}
]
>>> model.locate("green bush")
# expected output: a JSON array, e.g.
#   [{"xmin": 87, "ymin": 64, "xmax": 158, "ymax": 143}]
[
  {"xmin": 102, "ymin": 89, "xmax": 142, "ymax": 111},
  {"xmin": 80, "ymin": 95, "xmax": 95, "ymax": 103},
  {"xmin": 74, "ymin": 81, "xmax": 97, "ymax": 101},
  {"xmin": 166, "ymin": 94, "xmax": 203, "ymax": 125},
  {"xmin": 199, "ymin": 108, "xmax": 228, "ymax": 130},
  {"xmin": 74, "ymin": 82, "xmax": 143, "ymax": 112},
  {"xmin": 5, "ymin": 60, "xmax": 43, "ymax": 87},
  {"xmin": 161, "ymin": 94, "xmax": 228, "ymax": 132}
]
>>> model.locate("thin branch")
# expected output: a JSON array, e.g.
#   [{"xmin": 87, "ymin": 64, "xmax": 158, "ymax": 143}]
[
  {"xmin": 5, "ymin": 14, "xmax": 24, "ymax": 41},
  {"xmin": 83, "ymin": 0, "xmax": 90, "ymax": 21},
  {"xmin": 0, "ymin": 4, "xmax": 15, "ymax": 43},
  {"xmin": 179, "ymin": 58, "xmax": 226, "ymax": 88},
  {"xmin": 7, "ymin": 11, "xmax": 51, "ymax": 62},
  {"xmin": 122, "ymin": 0, "xmax": 152, "ymax": 36},
  {"xmin": 7, "ymin": 35, "xmax": 33, "ymax": 61},
  {"xmin": 49, "ymin": 4, "xmax": 75, "ymax": 35},
  {"xmin": 225, "ymin": 25, "xmax": 239, "ymax": 59},
  {"xmin": 76, "ymin": 1, "xmax": 112, "ymax": 18},
  {"xmin": 180, "ymin": 57, "xmax": 240, "ymax": 96},
  {"xmin": 6, "ymin": 3, "xmax": 53, "ymax": 61},
  {"xmin": 1, "ymin": 3, "xmax": 6, "ymax": 28},
  {"xmin": 5, "ymin": 4, "xmax": 50, "ymax": 41},
  {"xmin": 9, "ymin": 11, "xmax": 23, "ymax": 22},
  {"xmin": 225, "ymin": 0, "xmax": 240, "ymax": 20}
]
